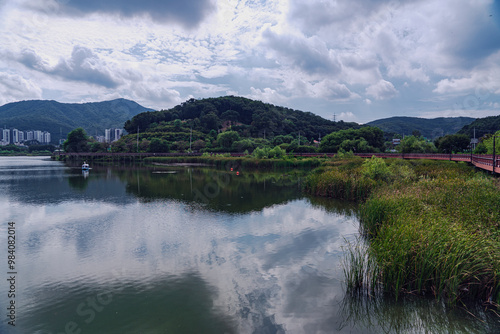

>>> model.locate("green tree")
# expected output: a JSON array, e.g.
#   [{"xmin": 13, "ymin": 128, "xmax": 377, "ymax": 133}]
[
  {"xmin": 148, "ymin": 138, "xmax": 170, "ymax": 152},
  {"xmin": 63, "ymin": 128, "xmax": 89, "ymax": 152},
  {"xmin": 217, "ymin": 131, "xmax": 240, "ymax": 149},
  {"xmin": 397, "ymin": 136, "xmax": 436, "ymax": 153},
  {"xmin": 435, "ymin": 134, "xmax": 470, "ymax": 153},
  {"xmin": 173, "ymin": 119, "xmax": 182, "ymax": 129}
]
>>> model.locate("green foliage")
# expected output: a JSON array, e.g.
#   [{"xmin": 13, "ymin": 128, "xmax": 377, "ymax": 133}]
[
  {"xmin": 397, "ymin": 135, "xmax": 436, "ymax": 153},
  {"xmin": 217, "ymin": 130, "xmax": 240, "ymax": 149},
  {"xmin": 320, "ymin": 127, "xmax": 384, "ymax": 153},
  {"xmin": 367, "ymin": 116, "xmax": 475, "ymax": 140},
  {"xmin": 434, "ymin": 134, "xmax": 470, "ymax": 153},
  {"xmin": 148, "ymin": 138, "xmax": 170, "ymax": 153},
  {"xmin": 63, "ymin": 128, "xmax": 89, "ymax": 153},
  {"xmin": 474, "ymin": 142, "xmax": 488, "ymax": 154},
  {"xmin": 478, "ymin": 130, "xmax": 500, "ymax": 154},
  {"xmin": 307, "ymin": 158, "xmax": 500, "ymax": 306},
  {"xmin": 458, "ymin": 115, "xmax": 500, "ymax": 138},
  {"xmin": 231, "ymin": 139, "xmax": 254, "ymax": 152},
  {"xmin": 361, "ymin": 156, "xmax": 391, "ymax": 181},
  {"xmin": 124, "ymin": 96, "xmax": 360, "ymax": 140}
]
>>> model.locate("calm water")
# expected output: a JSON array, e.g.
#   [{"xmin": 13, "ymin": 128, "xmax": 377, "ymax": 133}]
[{"xmin": 0, "ymin": 157, "xmax": 498, "ymax": 334}]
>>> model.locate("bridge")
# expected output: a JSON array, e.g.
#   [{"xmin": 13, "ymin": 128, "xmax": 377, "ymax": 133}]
[{"xmin": 55, "ymin": 152, "xmax": 499, "ymax": 174}]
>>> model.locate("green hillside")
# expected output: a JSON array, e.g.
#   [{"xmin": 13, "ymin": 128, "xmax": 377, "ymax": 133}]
[
  {"xmin": 124, "ymin": 96, "xmax": 359, "ymax": 141},
  {"xmin": 457, "ymin": 115, "xmax": 500, "ymax": 138},
  {"xmin": 366, "ymin": 116, "xmax": 475, "ymax": 139},
  {"xmin": 0, "ymin": 98, "xmax": 152, "ymax": 143}
]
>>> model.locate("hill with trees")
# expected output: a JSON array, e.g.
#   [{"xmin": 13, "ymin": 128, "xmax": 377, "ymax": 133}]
[
  {"xmin": 457, "ymin": 115, "xmax": 500, "ymax": 138},
  {"xmin": 366, "ymin": 116, "xmax": 475, "ymax": 139},
  {"xmin": 0, "ymin": 98, "xmax": 151, "ymax": 143},
  {"xmin": 114, "ymin": 96, "xmax": 361, "ymax": 153}
]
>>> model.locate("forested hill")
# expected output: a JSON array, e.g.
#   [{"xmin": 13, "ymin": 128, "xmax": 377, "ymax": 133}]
[
  {"xmin": 457, "ymin": 115, "xmax": 500, "ymax": 138},
  {"xmin": 0, "ymin": 98, "xmax": 151, "ymax": 142},
  {"xmin": 366, "ymin": 116, "xmax": 475, "ymax": 139},
  {"xmin": 124, "ymin": 96, "xmax": 359, "ymax": 140}
]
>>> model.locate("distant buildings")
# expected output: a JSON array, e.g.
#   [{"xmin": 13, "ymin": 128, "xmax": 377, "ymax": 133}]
[
  {"xmin": 0, "ymin": 126, "xmax": 125, "ymax": 146},
  {"xmin": 0, "ymin": 128, "xmax": 52, "ymax": 146},
  {"xmin": 100, "ymin": 128, "xmax": 123, "ymax": 143}
]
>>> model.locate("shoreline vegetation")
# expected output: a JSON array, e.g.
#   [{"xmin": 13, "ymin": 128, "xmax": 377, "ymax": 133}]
[{"xmin": 305, "ymin": 155, "xmax": 500, "ymax": 310}]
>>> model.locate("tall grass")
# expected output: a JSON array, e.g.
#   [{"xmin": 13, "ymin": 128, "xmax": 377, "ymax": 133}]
[{"xmin": 309, "ymin": 158, "xmax": 500, "ymax": 307}]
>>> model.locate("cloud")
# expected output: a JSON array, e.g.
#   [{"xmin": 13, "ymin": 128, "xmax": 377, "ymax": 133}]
[
  {"xmin": 262, "ymin": 29, "xmax": 342, "ymax": 76},
  {"xmin": 18, "ymin": 46, "xmax": 120, "ymax": 88},
  {"xmin": 0, "ymin": 73, "xmax": 42, "ymax": 105},
  {"xmin": 366, "ymin": 80, "xmax": 399, "ymax": 100},
  {"xmin": 247, "ymin": 87, "xmax": 287, "ymax": 105},
  {"xmin": 311, "ymin": 80, "xmax": 359, "ymax": 101},
  {"xmin": 35, "ymin": 0, "xmax": 216, "ymax": 29}
]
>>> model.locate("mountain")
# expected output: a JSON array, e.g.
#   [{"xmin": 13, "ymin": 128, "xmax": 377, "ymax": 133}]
[
  {"xmin": 124, "ymin": 96, "xmax": 360, "ymax": 141},
  {"xmin": 366, "ymin": 116, "xmax": 475, "ymax": 139},
  {"xmin": 457, "ymin": 115, "xmax": 500, "ymax": 138},
  {"xmin": 0, "ymin": 98, "xmax": 152, "ymax": 143}
]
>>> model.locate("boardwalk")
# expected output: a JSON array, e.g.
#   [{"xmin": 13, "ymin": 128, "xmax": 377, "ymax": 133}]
[{"xmin": 56, "ymin": 152, "xmax": 500, "ymax": 174}]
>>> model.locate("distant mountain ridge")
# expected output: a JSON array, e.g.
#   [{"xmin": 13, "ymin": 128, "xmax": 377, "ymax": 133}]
[
  {"xmin": 457, "ymin": 115, "xmax": 500, "ymax": 138},
  {"xmin": 366, "ymin": 116, "xmax": 476, "ymax": 139},
  {"xmin": 0, "ymin": 98, "xmax": 152, "ymax": 143}
]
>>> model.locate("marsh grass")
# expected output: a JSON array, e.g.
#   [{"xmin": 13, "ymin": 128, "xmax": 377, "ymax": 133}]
[
  {"xmin": 310, "ymin": 158, "xmax": 500, "ymax": 307},
  {"xmin": 144, "ymin": 155, "xmax": 322, "ymax": 170}
]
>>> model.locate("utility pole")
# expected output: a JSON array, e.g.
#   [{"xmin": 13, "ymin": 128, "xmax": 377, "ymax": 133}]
[
  {"xmin": 298, "ymin": 131, "xmax": 301, "ymax": 146},
  {"xmin": 136, "ymin": 126, "xmax": 139, "ymax": 153},
  {"xmin": 493, "ymin": 135, "xmax": 496, "ymax": 175},
  {"xmin": 189, "ymin": 125, "xmax": 192, "ymax": 151}
]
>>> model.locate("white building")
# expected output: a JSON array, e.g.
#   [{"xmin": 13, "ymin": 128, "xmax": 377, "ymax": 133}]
[
  {"xmin": 43, "ymin": 131, "xmax": 51, "ymax": 144},
  {"xmin": 105, "ymin": 129, "xmax": 111, "ymax": 143},
  {"xmin": 113, "ymin": 128, "xmax": 123, "ymax": 141},
  {"xmin": 25, "ymin": 131, "xmax": 34, "ymax": 141},
  {"xmin": 34, "ymin": 130, "xmax": 43, "ymax": 143},
  {"xmin": 2, "ymin": 129, "xmax": 10, "ymax": 144}
]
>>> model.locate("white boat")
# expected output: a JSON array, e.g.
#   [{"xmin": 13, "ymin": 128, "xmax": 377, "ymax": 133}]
[{"xmin": 82, "ymin": 162, "xmax": 90, "ymax": 170}]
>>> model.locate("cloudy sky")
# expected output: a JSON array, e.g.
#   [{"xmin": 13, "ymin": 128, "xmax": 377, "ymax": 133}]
[{"xmin": 0, "ymin": 0, "xmax": 499, "ymax": 123}]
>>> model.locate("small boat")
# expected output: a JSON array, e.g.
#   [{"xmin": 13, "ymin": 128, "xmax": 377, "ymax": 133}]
[{"xmin": 82, "ymin": 162, "xmax": 90, "ymax": 170}]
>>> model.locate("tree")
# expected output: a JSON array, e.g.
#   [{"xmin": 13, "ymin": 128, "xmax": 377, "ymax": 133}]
[
  {"xmin": 397, "ymin": 135, "xmax": 436, "ymax": 153},
  {"xmin": 148, "ymin": 138, "xmax": 170, "ymax": 153},
  {"xmin": 173, "ymin": 119, "xmax": 182, "ymax": 129},
  {"xmin": 63, "ymin": 128, "xmax": 89, "ymax": 152},
  {"xmin": 217, "ymin": 131, "xmax": 240, "ymax": 149},
  {"xmin": 435, "ymin": 134, "xmax": 470, "ymax": 153}
]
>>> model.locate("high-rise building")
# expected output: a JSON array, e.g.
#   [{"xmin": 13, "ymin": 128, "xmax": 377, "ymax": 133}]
[
  {"xmin": 34, "ymin": 130, "xmax": 43, "ymax": 143},
  {"xmin": 12, "ymin": 129, "xmax": 20, "ymax": 143},
  {"xmin": 2, "ymin": 129, "xmax": 10, "ymax": 144},
  {"xmin": 25, "ymin": 131, "xmax": 34, "ymax": 141},
  {"xmin": 18, "ymin": 131, "xmax": 24, "ymax": 142},
  {"xmin": 105, "ymin": 129, "xmax": 111, "ymax": 143},
  {"xmin": 114, "ymin": 128, "xmax": 123, "ymax": 141},
  {"xmin": 43, "ymin": 131, "xmax": 51, "ymax": 144}
]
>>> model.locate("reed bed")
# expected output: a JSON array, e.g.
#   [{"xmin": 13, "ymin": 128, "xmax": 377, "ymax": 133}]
[{"xmin": 307, "ymin": 157, "xmax": 500, "ymax": 307}]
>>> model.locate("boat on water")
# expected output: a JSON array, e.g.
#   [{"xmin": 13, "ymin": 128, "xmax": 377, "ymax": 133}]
[{"xmin": 82, "ymin": 162, "xmax": 90, "ymax": 170}]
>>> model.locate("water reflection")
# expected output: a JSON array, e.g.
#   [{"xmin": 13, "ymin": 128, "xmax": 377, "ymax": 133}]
[
  {"xmin": 0, "ymin": 157, "xmax": 498, "ymax": 334},
  {"xmin": 20, "ymin": 273, "xmax": 237, "ymax": 334}
]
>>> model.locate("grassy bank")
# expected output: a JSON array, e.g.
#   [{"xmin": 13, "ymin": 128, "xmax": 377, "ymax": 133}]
[
  {"xmin": 305, "ymin": 157, "xmax": 500, "ymax": 307},
  {"xmin": 144, "ymin": 155, "xmax": 322, "ymax": 170}
]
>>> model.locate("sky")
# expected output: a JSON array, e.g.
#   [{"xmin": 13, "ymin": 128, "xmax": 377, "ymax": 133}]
[{"xmin": 0, "ymin": 0, "xmax": 499, "ymax": 123}]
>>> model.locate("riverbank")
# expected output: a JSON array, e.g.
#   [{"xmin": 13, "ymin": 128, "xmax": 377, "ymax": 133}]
[{"xmin": 305, "ymin": 156, "xmax": 500, "ymax": 308}]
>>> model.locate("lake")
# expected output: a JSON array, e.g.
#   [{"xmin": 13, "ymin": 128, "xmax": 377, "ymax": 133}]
[{"xmin": 0, "ymin": 157, "xmax": 498, "ymax": 334}]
